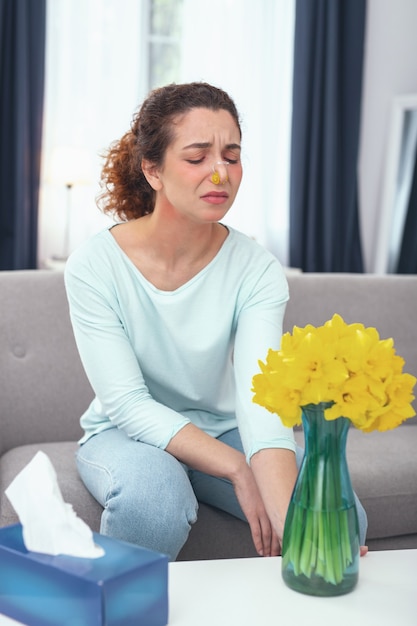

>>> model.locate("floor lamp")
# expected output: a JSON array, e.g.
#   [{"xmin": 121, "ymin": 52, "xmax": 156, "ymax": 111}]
[{"xmin": 49, "ymin": 147, "xmax": 92, "ymax": 262}]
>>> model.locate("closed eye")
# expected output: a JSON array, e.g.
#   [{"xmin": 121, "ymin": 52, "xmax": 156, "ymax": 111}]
[{"xmin": 186, "ymin": 158, "xmax": 205, "ymax": 164}]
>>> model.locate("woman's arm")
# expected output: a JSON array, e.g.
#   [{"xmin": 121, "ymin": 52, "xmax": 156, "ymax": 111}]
[
  {"xmin": 165, "ymin": 422, "xmax": 280, "ymax": 557},
  {"xmin": 64, "ymin": 255, "xmax": 190, "ymax": 447},
  {"xmin": 232, "ymin": 255, "xmax": 297, "ymax": 552}
]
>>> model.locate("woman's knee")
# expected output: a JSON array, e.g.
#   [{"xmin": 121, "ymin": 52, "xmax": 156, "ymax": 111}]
[
  {"xmin": 76, "ymin": 429, "xmax": 198, "ymax": 559},
  {"xmin": 103, "ymin": 450, "xmax": 197, "ymax": 526},
  {"xmin": 102, "ymin": 458, "xmax": 197, "ymax": 559}
]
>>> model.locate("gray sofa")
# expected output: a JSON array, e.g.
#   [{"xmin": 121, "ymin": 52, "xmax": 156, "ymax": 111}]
[{"xmin": 0, "ymin": 270, "xmax": 416, "ymax": 559}]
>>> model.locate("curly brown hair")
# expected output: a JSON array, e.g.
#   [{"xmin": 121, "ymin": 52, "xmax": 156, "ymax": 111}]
[{"xmin": 97, "ymin": 82, "xmax": 242, "ymax": 221}]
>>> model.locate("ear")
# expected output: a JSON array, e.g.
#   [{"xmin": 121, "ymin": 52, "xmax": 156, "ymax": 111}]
[{"xmin": 141, "ymin": 159, "xmax": 163, "ymax": 191}]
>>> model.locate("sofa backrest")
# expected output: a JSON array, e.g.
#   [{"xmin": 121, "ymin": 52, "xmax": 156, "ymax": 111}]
[
  {"xmin": 285, "ymin": 273, "xmax": 417, "ymax": 422},
  {"xmin": 1, "ymin": 270, "xmax": 416, "ymax": 458},
  {"xmin": 0, "ymin": 270, "xmax": 94, "ymax": 456}
]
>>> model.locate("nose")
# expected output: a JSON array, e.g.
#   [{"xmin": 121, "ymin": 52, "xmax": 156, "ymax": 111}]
[{"xmin": 211, "ymin": 161, "xmax": 229, "ymax": 185}]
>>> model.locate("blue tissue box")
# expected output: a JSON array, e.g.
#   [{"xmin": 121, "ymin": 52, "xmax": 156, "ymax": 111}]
[{"xmin": 0, "ymin": 524, "xmax": 168, "ymax": 626}]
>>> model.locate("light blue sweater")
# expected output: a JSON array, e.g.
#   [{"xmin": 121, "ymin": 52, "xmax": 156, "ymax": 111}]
[{"xmin": 64, "ymin": 226, "xmax": 295, "ymax": 461}]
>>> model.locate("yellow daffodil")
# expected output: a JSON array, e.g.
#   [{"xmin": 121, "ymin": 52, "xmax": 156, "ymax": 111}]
[{"xmin": 252, "ymin": 313, "xmax": 416, "ymax": 432}]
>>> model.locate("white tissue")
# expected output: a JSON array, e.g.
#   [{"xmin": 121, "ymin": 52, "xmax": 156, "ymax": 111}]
[{"xmin": 5, "ymin": 451, "xmax": 104, "ymax": 558}]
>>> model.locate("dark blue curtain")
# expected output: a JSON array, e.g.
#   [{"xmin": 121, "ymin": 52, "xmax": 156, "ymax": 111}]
[
  {"xmin": 0, "ymin": 0, "xmax": 46, "ymax": 270},
  {"xmin": 396, "ymin": 148, "xmax": 417, "ymax": 273},
  {"xmin": 289, "ymin": 0, "xmax": 366, "ymax": 272}
]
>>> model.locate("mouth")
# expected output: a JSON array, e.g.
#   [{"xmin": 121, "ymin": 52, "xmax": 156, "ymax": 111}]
[{"xmin": 201, "ymin": 191, "xmax": 229, "ymax": 205}]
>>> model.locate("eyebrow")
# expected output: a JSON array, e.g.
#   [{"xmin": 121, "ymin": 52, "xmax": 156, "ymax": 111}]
[{"xmin": 182, "ymin": 142, "xmax": 241, "ymax": 151}]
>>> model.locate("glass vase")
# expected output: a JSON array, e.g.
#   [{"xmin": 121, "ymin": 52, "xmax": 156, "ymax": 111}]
[{"xmin": 282, "ymin": 402, "xmax": 360, "ymax": 596}]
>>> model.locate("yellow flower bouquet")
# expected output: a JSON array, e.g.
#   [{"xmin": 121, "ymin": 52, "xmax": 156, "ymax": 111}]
[
  {"xmin": 252, "ymin": 314, "xmax": 416, "ymax": 596},
  {"xmin": 252, "ymin": 313, "xmax": 416, "ymax": 431}
]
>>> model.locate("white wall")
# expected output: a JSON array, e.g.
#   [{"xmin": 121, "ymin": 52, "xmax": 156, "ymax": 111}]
[{"xmin": 358, "ymin": 0, "xmax": 417, "ymax": 272}]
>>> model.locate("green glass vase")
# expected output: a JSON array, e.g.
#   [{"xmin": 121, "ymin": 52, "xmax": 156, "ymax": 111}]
[{"xmin": 282, "ymin": 402, "xmax": 360, "ymax": 596}]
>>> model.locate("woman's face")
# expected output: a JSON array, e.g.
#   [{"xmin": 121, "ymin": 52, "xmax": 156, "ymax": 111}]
[{"xmin": 150, "ymin": 107, "xmax": 243, "ymax": 224}]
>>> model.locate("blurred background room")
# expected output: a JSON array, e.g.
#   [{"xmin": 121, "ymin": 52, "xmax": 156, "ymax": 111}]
[{"xmin": 1, "ymin": 0, "xmax": 417, "ymax": 274}]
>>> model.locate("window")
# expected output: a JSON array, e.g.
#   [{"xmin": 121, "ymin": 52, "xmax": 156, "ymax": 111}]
[{"xmin": 148, "ymin": 0, "xmax": 183, "ymax": 89}]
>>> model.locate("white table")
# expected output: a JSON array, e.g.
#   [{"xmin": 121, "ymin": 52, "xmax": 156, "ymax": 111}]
[
  {"xmin": 0, "ymin": 550, "xmax": 416, "ymax": 625},
  {"xmin": 168, "ymin": 550, "xmax": 417, "ymax": 626}
]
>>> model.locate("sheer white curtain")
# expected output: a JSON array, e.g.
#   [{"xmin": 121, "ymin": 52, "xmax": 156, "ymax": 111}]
[
  {"xmin": 38, "ymin": 0, "xmax": 147, "ymax": 266},
  {"xmin": 180, "ymin": 0, "xmax": 295, "ymax": 264}
]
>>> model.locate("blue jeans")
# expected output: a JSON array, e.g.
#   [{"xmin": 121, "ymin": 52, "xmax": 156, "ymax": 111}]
[{"xmin": 76, "ymin": 427, "xmax": 368, "ymax": 560}]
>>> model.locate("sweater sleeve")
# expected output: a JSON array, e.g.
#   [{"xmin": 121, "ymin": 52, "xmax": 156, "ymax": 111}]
[
  {"xmin": 64, "ymin": 255, "xmax": 190, "ymax": 449},
  {"xmin": 233, "ymin": 258, "xmax": 296, "ymax": 462}
]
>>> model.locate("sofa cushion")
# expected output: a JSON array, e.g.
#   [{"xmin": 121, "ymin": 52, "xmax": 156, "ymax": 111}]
[
  {"xmin": 0, "ymin": 442, "xmax": 102, "ymax": 532},
  {"xmin": 177, "ymin": 503, "xmax": 257, "ymax": 561},
  {"xmin": 346, "ymin": 425, "xmax": 417, "ymax": 539}
]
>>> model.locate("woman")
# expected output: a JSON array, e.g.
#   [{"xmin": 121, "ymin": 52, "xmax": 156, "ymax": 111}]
[{"xmin": 65, "ymin": 82, "xmax": 367, "ymax": 560}]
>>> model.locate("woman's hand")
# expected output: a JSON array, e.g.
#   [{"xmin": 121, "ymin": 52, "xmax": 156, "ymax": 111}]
[
  {"xmin": 249, "ymin": 448, "xmax": 298, "ymax": 545},
  {"xmin": 231, "ymin": 462, "xmax": 280, "ymax": 557}
]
